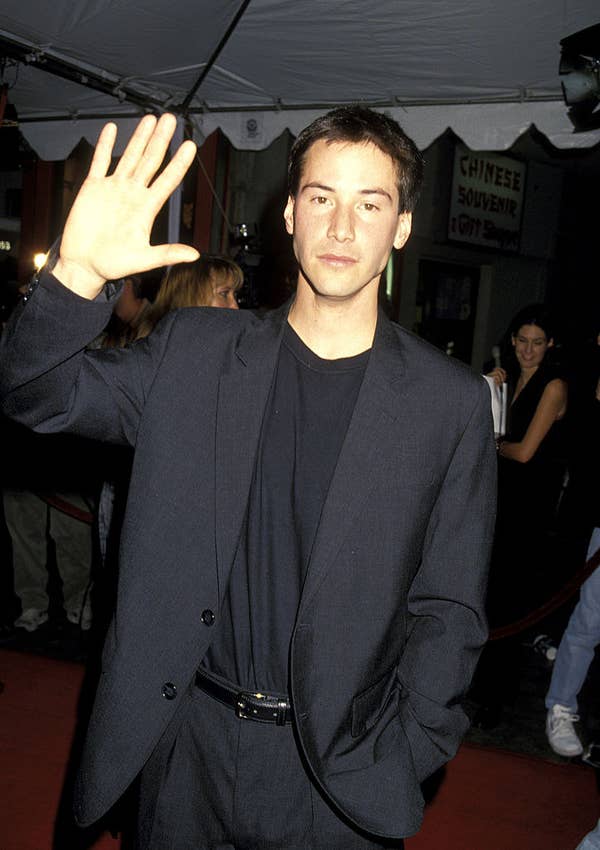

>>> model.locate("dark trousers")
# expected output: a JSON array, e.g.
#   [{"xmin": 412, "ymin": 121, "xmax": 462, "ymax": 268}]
[{"xmin": 134, "ymin": 683, "xmax": 404, "ymax": 850}]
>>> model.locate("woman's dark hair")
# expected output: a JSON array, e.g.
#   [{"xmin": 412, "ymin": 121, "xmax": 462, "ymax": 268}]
[
  {"xmin": 287, "ymin": 105, "xmax": 424, "ymax": 213},
  {"xmin": 509, "ymin": 303, "xmax": 556, "ymax": 341}
]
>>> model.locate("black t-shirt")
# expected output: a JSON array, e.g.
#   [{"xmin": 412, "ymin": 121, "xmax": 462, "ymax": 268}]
[{"xmin": 202, "ymin": 323, "xmax": 369, "ymax": 693}]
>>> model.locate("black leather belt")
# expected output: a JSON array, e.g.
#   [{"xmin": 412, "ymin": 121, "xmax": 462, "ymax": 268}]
[{"xmin": 194, "ymin": 668, "xmax": 293, "ymax": 726}]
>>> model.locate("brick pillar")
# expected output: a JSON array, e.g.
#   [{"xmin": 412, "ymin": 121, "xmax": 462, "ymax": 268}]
[
  {"xmin": 192, "ymin": 131, "xmax": 220, "ymax": 252},
  {"xmin": 18, "ymin": 159, "xmax": 55, "ymax": 285}
]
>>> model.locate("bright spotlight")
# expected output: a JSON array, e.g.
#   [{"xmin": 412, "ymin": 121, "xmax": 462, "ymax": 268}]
[
  {"xmin": 33, "ymin": 252, "xmax": 48, "ymax": 270},
  {"xmin": 559, "ymin": 23, "xmax": 600, "ymax": 131}
]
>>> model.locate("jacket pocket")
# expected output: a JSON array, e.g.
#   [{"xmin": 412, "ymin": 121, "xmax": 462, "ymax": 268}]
[{"xmin": 351, "ymin": 668, "xmax": 398, "ymax": 738}]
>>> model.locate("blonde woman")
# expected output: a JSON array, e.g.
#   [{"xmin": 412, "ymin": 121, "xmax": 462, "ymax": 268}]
[{"xmin": 134, "ymin": 254, "xmax": 242, "ymax": 340}]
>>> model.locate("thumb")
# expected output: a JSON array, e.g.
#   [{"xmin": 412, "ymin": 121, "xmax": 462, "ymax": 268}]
[{"xmin": 142, "ymin": 244, "xmax": 200, "ymax": 272}]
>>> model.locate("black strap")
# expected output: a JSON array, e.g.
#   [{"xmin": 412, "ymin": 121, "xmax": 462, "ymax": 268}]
[{"xmin": 194, "ymin": 669, "xmax": 293, "ymax": 725}]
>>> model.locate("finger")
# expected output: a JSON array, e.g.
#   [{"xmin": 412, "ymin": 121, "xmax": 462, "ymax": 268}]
[
  {"xmin": 113, "ymin": 114, "xmax": 158, "ymax": 178},
  {"xmin": 88, "ymin": 123, "xmax": 118, "ymax": 179},
  {"xmin": 134, "ymin": 244, "xmax": 200, "ymax": 274},
  {"xmin": 133, "ymin": 113, "xmax": 178, "ymax": 186},
  {"xmin": 147, "ymin": 139, "xmax": 197, "ymax": 214}
]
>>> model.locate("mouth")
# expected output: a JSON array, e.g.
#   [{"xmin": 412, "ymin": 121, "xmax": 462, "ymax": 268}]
[{"xmin": 317, "ymin": 253, "xmax": 358, "ymax": 267}]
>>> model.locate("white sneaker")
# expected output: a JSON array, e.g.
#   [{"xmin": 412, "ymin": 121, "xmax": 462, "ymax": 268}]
[
  {"xmin": 14, "ymin": 608, "xmax": 49, "ymax": 632},
  {"xmin": 546, "ymin": 704, "xmax": 584, "ymax": 757}
]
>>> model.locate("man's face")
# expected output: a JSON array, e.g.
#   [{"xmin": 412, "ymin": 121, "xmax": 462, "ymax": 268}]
[{"xmin": 284, "ymin": 139, "xmax": 412, "ymax": 303}]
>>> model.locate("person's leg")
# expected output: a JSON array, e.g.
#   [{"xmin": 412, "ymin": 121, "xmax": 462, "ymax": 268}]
[
  {"xmin": 546, "ymin": 549, "xmax": 600, "ymax": 712},
  {"xmin": 587, "ymin": 528, "xmax": 600, "ymax": 563},
  {"xmin": 576, "ymin": 819, "xmax": 600, "ymax": 850},
  {"xmin": 135, "ymin": 682, "xmax": 404, "ymax": 849},
  {"xmin": 232, "ymin": 697, "xmax": 403, "ymax": 850},
  {"xmin": 134, "ymin": 685, "xmax": 237, "ymax": 850},
  {"xmin": 49, "ymin": 493, "xmax": 94, "ymax": 627},
  {"xmin": 3, "ymin": 489, "xmax": 50, "ymax": 623},
  {"xmin": 545, "ymin": 531, "xmax": 600, "ymax": 756},
  {"xmin": 96, "ymin": 480, "xmax": 116, "ymax": 567}
]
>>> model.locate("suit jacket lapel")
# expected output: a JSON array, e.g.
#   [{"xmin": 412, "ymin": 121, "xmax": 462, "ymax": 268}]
[
  {"xmin": 214, "ymin": 305, "xmax": 288, "ymax": 598},
  {"xmin": 300, "ymin": 313, "xmax": 406, "ymax": 608}
]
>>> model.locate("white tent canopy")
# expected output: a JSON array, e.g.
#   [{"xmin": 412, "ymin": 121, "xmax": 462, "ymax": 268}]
[{"xmin": 1, "ymin": 0, "xmax": 599, "ymax": 159}]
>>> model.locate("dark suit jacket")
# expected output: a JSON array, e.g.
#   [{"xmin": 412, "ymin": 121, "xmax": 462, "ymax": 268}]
[{"xmin": 0, "ymin": 272, "xmax": 496, "ymax": 839}]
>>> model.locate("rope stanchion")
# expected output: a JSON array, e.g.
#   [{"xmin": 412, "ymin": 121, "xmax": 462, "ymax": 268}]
[
  {"xmin": 489, "ymin": 545, "xmax": 600, "ymax": 640},
  {"xmin": 35, "ymin": 493, "xmax": 94, "ymax": 525}
]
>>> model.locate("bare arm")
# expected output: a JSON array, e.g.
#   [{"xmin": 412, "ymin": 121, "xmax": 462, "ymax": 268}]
[
  {"xmin": 54, "ymin": 113, "xmax": 199, "ymax": 299},
  {"xmin": 499, "ymin": 378, "xmax": 567, "ymax": 463}
]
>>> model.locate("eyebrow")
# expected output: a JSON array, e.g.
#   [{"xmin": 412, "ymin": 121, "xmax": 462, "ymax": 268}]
[
  {"xmin": 517, "ymin": 334, "xmax": 545, "ymax": 342},
  {"xmin": 301, "ymin": 181, "xmax": 394, "ymax": 203}
]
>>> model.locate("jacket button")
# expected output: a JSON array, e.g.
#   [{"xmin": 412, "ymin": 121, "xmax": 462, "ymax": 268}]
[
  {"xmin": 161, "ymin": 682, "xmax": 177, "ymax": 700},
  {"xmin": 201, "ymin": 609, "xmax": 215, "ymax": 626}
]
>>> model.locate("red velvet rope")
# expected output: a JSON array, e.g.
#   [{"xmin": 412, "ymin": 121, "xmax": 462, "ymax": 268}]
[
  {"xmin": 489, "ymin": 544, "xmax": 600, "ymax": 640},
  {"xmin": 35, "ymin": 493, "xmax": 94, "ymax": 525},
  {"xmin": 34, "ymin": 489, "xmax": 600, "ymax": 640}
]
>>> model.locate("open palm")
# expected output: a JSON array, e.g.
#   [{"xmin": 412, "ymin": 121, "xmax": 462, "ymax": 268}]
[{"xmin": 56, "ymin": 114, "xmax": 199, "ymax": 296}]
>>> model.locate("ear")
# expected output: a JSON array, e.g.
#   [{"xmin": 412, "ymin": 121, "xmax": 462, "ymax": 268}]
[
  {"xmin": 393, "ymin": 212, "xmax": 412, "ymax": 250},
  {"xmin": 284, "ymin": 196, "xmax": 295, "ymax": 235},
  {"xmin": 547, "ymin": 338, "xmax": 554, "ymax": 349}
]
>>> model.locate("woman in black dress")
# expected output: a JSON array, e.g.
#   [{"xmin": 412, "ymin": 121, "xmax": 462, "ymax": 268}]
[
  {"xmin": 474, "ymin": 304, "xmax": 567, "ymax": 726},
  {"xmin": 492, "ymin": 306, "xmax": 568, "ymax": 573}
]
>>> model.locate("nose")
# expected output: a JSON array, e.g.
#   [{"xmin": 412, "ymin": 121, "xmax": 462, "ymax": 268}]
[
  {"xmin": 327, "ymin": 204, "xmax": 355, "ymax": 242},
  {"xmin": 228, "ymin": 294, "xmax": 239, "ymax": 310}
]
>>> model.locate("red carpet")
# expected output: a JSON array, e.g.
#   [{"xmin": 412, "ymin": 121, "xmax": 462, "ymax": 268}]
[
  {"xmin": 0, "ymin": 649, "xmax": 118, "ymax": 850},
  {"xmin": 1, "ymin": 648, "xmax": 598, "ymax": 850},
  {"xmin": 406, "ymin": 745, "xmax": 599, "ymax": 849}
]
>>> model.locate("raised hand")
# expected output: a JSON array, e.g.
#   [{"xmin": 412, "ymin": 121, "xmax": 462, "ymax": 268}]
[{"xmin": 54, "ymin": 113, "xmax": 199, "ymax": 299}]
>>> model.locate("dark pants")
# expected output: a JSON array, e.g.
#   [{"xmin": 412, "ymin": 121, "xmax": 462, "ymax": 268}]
[{"xmin": 135, "ymin": 683, "xmax": 404, "ymax": 850}]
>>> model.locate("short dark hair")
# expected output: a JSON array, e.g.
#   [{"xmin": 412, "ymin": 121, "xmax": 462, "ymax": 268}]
[
  {"xmin": 287, "ymin": 105, "xmax": 424, "ymax": 213},
  {"xmin": 510, "ymin": 303, "xmax": 556, "ymax": 341}
]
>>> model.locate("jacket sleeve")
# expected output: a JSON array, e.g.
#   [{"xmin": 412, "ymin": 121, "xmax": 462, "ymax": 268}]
[
  {"xmin": 397, "ymin": 378, "xmax": 496, "ymax": 782},
  {"xmin": 0, "ymin": 271, "xmax": 174, "ymax": 446}
]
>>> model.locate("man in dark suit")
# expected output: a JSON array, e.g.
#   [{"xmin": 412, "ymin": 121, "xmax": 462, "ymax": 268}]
[{"xmin": 0, "ymin": 107, "xmax": 496, "ymax": 848}]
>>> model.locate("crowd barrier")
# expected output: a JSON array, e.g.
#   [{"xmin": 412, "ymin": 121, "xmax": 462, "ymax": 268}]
[{"xmin": 37, "ymin": 491, "xmax": 600, "ymax": 643}]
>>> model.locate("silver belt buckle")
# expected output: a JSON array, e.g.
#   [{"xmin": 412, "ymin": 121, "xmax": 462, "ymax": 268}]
[
  {"xmin": 236, "ymin": 690, "xmax": 266, "ymax": 721},
  {"xmin": 236, "ymin": 691, "xmax": 289, "ymax": 725}
]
